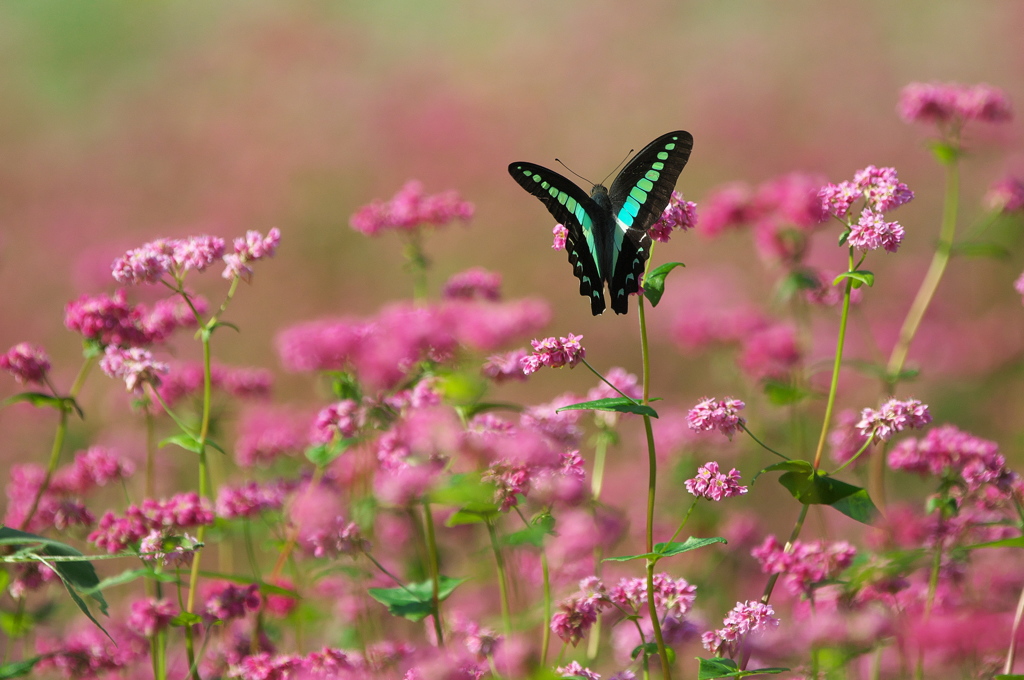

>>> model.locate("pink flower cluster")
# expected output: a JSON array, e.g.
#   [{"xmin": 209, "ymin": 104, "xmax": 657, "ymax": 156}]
[
  {"xmin": 552, "ymin": 223, "xmax": 569, "ymax": 250},
  {"xmin": 36, "ymin": 626, "xmax": 147, "ymax": 677},
  {"xmin": 156, "ymin": 361, "xmax": 272, "ymax": 407},
  {"xmin": 986, "ymin": 175, "xmax": 1024, "ymax": 214},
  {"xmin": 856, "ymin": 398, "xmax": 931, "ymax": 442},
  {"xmin": 701, "ymin": 600, "xmax": 779, "ymax": 658},
  {"xmin": 234, "ymin": 406, "xmax": 310, "ymax": 468},
  {"xmin": 65, "ymin": 289, "xmax": 204, "ymax": 348},
  {"xmin": 89, "ymin": 491, "xmax": 214, "ymax": 553},
  {"xmin": 820, "ymin": 166, "xmax": 913, "ymax": 252},
  {"xmin": 521, "ymin": 333, "xmax": 585, "ymax": 375},
  {"xmin": 203, "ymin": 581, "xmax": 261, "ymax": 623},
  {"xmin": 752, "ymin": 536, "xmax": 857, "ymax": 597},
  {"xmin": 482, "ymin": 348, "xmax": 529, "ymax": 383},
  {"xmin": 216, "ymin": 481, "xmax": 286, "ymax": 519},
  {"xmin": 277, "ymin": 299, "xmax": 550, "ymax": 391},
  {"xmin": 648, "ymin": 190, "xmax": 698, "ymax": 242},
  {"xmin": 111, "ymin": 230, "xmax": 279, "ymax": 285},
  {"xmin": 685, "ymin": 461, "xmax": 748, "ymax": 501},
  {"xmin": 687, "ymin": 397, "xmax": 746, "ymax": 438},
  {"xmin": 127, "ymin": 598, "xmax": 177, "ymax": 637},
  {"xmin": 442, "ymin": 267, "xmax": 502, "ymax": 302},
  {"xmin": 311, "ymin": 399, "xmax": 364, "ymax": 444},
  {"xmin": 898, "ymin": 82, "xmax": 1012, "ymax": 126},
  {"xmin": 0, "ymin": 342, "xmax": 51, "ymax": 385},
  {"xmin": 99, "ymin": 345, "xmax": 170, "ymax": 394},
  {"xmin": 888, "ymin": 424, "xmax": 1013, "ymax": 493},
  {"xmin": 350, "ymin": 180, "xmax": 474, "ymax": 235}
]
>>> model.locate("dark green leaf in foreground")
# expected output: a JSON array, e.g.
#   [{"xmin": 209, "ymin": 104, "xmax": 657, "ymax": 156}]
[
  {"xmin": 557, "ymin": 397, "xmax": 658, "ymax": 418},
  {"xmin": 367, "ymin": 576, "xmax": 468, "ymax": 622},
  {"xmin": 698, "ymin": 657, "xmax": 788, "ymax": 679},
  {"xmin": 643, "ymin": 262, "xmax": 685, "ymax": 307}
]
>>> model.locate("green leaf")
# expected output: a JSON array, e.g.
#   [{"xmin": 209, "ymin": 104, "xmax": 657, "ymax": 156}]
[
  {"xmin": 631, "ymin": 642, "xmax": 674, "ymax": 664},
  {"xmin": 445, "ymin": 509, "xmax": 492, "ymax": 526},
  {"xmin": 0, "ymin": 528, "xmax": 106, "ymax": 615},
  {"xmin": 994, "ymin": 675, "xmax": 1024, "ymax": 679},
  {"xmin": 964, "ymin": 536, "xmax": 1024, "ymax": 550},
  {"xmin": 2, "ymin": 392, "xmax": 64, "ymax": 410},
  {"xmin": 367, "ymin": 576, "xmax": 468, "ymax": 622},
  {"xmin": 777, "ymin": 269, "xmax": 822, "ymax": 302},
  {"xmin": 503, "ymin": 515, "xmax": 555, "ymax": 548},
  {"xmin": 457, "ymin": 402, "xmax": 522, "ymax": 420},
  {"xmin": 762, "ymin": 379, "xmax": 813, "ymax": 406},
  {"xmin": 557, "ymin": 397, "xmax": 658, "ymax": 418},
  {"xmin": 828, "ymin": 484, "xmax": 878, "ymax": 524},
  {"xmin": 838, "ymin": 228, "xmax": 851, "ymax": 247},
  {"xmin": 951, "ymin": 241, "xmax": 1011, "ymax": 259},
  {"xmin": 832, "ymin": 270, "xmax": 874, "ymax": 289},
  {"xmin": 160, "ymin": 432, "xmax": 203, "ymax": 454},
  {"xmin": 927, "ymin": 139, "xmax": 961, "ymax": 166},
  {"xmin": 697, "ymin": 657, "xmax": 788, "ymax": 679},
  {"xmin": 767, "ymin": 465, "xmax": 877, "ymax": 524},
  {"xmin": 643, "ymin": 262, "xmax": 685, "ymax": 307},
  {"xmin": 0, "ymin": 657, "xmax": 45, "ymax": 679},
  {"xmin": 655, "ymin": 537, "xmax": 728, "ymax": 556},
  {"xmin": 430, "ymin": 474, "xmax": 499, "ymax": 516},
  {"xmin": 0, "ymin": 611, "xmax": 34, "ymax": 638},
  {"xmin": 751, "ymin": 459, "xmax": 812, "ymax": 485},
  {"xmin": 304, "ymin": 439, "xmax": 355, "ymax": 467}
]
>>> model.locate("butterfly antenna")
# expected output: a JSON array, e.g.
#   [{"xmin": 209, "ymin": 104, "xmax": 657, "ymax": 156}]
[
  {"xmin": 599, "ymin": 148, "xmax": 634, "ymax": 186},
  {"xmin": 554, "ymin": 158, "xmax": 595, "ymax": 186}
]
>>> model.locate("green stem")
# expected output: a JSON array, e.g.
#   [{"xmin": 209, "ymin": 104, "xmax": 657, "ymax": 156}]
[
  {"xmin": 541, "ymin": 544, "xmax": 552, "ymax": 665},
  {"xmin": 422, "ymin": 501, "xmax": 445, "ymax": 647},
  {"xmin": 580, "ymin": 358, "xmax": 641, "ymax": 404},
  {"xmin": 739, "ymin": 424, "xmax": 790, "ymax": 461},
  {"xmin": 760, "ymin": 504, "xmax": 809, "ymax": 605},
  {"xmin": 403, "ymin": 231, "xmax": 429, "ymax": 302},
  {"xmin": 590, "ymin": 431, "xmax": 611, "ymax": 499},
  {"xmin": 810, "ymin": 249, "xmax": 855, "ymax": 472},
  {"xmin": 666, "ymin": 499, "xmax": 699, "ymax": 546},
  {"xmin": 486, "ymin": 519, "xmax": 513, "ymax": 637},
  {"xmin": 637, "ymin": 296, "xmax": 672, "ymax": 680}
]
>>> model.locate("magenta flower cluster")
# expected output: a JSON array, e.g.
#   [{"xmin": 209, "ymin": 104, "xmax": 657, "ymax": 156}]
[
  {"xmin": 856, "ymin": 397, "xmax": 931, "ymax": 442},
  {"xmin": 0, "ymin": 342, "xmax": 51, "ymax": 385},
  {"xmin": 819, "ymin": 166, "xmax": 914, "ymax": 253},
  {"xmin": 442, "ymin": 267, "xmax": 503, "ymax": 302},
  {"xmin": 99, "ymin": 346, "xmax": 170, "ymax": 394},
  {"xmin": 521, "ymin": 333, "xmax": 585, "ymax": 375},
  {"xmin": 684, "ymin": 461, "xmax": 748, "ymax": 501},
  {"xmin": 350, "ymin": 180, "xmax": 474, "ymax": 235},
  {"xmin": 888, "ymin": 424, "xmax": 1016, "ymax": 493},
  {"xmin": 687, "ymin": 397, "xmax": 746, "ymax": 438},
  {"xmin": 898, "ymin": 81, "xmax": 1013, "ymax": 126},
  {"xmin": 65, "ymin": 289, "xmax": 203, "ymax": 349},
  {"xmin": 156, "ymin": 360, "xmax": 272, "ymax": 406},
  {"xmin": 111, "ymin": 229, "xmax": 279, "ymax": 285},
  {"xmin": 752, "ymin": 536, "xmax": 857, "ymax": 597},
  {"xmin": 701, "ymin": 600, "xmax": 779, "ymax": 658},
  {"xmin": 89, "ymin": 491, "xmax": 214, "ymax": 553},
  {"xmin": 648, "ymin": 190, "xmax": 698, "ymax": 242}
]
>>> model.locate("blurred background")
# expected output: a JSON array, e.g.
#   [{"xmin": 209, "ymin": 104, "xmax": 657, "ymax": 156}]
[{"xmin": 2, "ymin": 1, "xmax": 1024, "ymax": 523}]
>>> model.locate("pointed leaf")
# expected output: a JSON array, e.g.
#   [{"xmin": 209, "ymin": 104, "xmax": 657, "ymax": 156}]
[
  {"xmin": 160, "ymin": 432, "xmax": 203, "ymax": 454},
  {"xmin": 0, "ymin": 657, "xmax": 44, "ymax": 679},
  {"xmin": 643, "ymin": 262, "xmax": 685, "ymax": 307},
  {"xmin": 2, "ymin": 392, "xmax": 64, "ymax": 410},
  {"xmin": 557, "ymin": 397, "xmax": 658, "ymax": 418},
  {"xmin": 170, "ymin": 612, "xmax": 203, "ymax": 627},
  {"xmin": 654, "ymin": 537, "xmax": 727, "ymax": 557},
  {"xmin": 762, "ymin": 379, "xmax": 813, "ymax": 406},
  {"xmin": 965, "ymin": 536, "xmax": 1024, "ymax": 550},
  {"xmin": 368, "ymin": 576, "xmax": 468, "ymax": 622},
  {"xmin": 34, "ymin": 555, "xmax": 111, "ymax": 640},
  {"xmin": 503, "ymin": 515, "xmax": 556, "ymax": 548},
  {"xmin": 751, "ymin": 459, "xmax": 811, "ymax": 485},
  {"xmin": 0, "ymin": 528, "xmax": 106, "ymax": 614},
  {"xmin": 698, "ymin": 657, "xmax": 788, "ymax": 679},
  {"xmin": 305, "ymin": 439, "xmax": 355, "ymax": 467},
  {"xmin": 832, "ymin": 270, "xmax": 874, "ymax": 289}
]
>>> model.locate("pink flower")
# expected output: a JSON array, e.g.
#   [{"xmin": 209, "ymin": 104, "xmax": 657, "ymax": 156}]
[
  {"xmin": 203, "ymin": 582, "xmax": 261, "ymax": 623},
  {"xmin": 311, "ymin": 400, "xmax": 363, "ymax": 444},
  {"xmin": 701, "ymin": 601, "xmax": 779, "ymax": 658},
  {"xmin": 752, "ymin": 536, "xmax": 856, "ymax": 597},
  {"xmin": 829, "ymin": 410, "xmax": 870, "ymax": 465},
  {"xmin": 0, "ymin": 342, "xmax": 51, "ymax": 385},
  {"xmin": 856, "ymin": 398, "xmax": 931, "ymax": 441},
  {"xmin": 649, "ymin": 191, "xmax": 698, "ymax": 242},
  {"xmin": 695, "ymin": 182, "xmax": 754, "ymax": 237},
  {"xmin": 53, "ymin": 446, "xmax": 136, "ymax": 494},
  {"xmin": 350, "ymin": 180, "xmax": 474, "ymax": 235},
  {"xmin": 521, "ymin": 333, "xmax": 585, "ymax": 375},
  {"xmin": 898, "ymin": 81, "xmax": 1012, "ymax": 125},
  {"xmin": 482, "ymin": 349, "xmax": 529, "ymax": 382},
  {"xmin": 235, "ymin": 406, "xmax": 309, "ymax": 468},
  {"xmin": 847, "ymin": 208, "xmax": 904, "ymax": 252},
  {"xmin": 112, "ymin": 235, "xmax": 226, "ymax": 285},
  {"xmin": 986, "ymin": 175, "xmax": 1024, "ymax": 213},
  {"xmin": 888, "ymin": 424, "xmax": 1005, "ymax": 488},
  {"xmin": 685, "ymin": 461, "xmax": 748, "ymax": 501},
  {"xmin": 65, "ymin": 290, "xmax": 151, "ymax": 348},
  {"xmin": 819, "ymin": 180, "xmax": 862, "ymax": 219},
  {"xmin": 557, "ymin": 661, "xmax": 601, "ymax": 680},
  {"xmin": 89, "ymin": 492, "xmax": 214, "ymax": 553},
  {"xmin": 552, "ymin": 223, "xmax": 569, "ymax": 250},
  {"xmin": 222, "ymin": 228, "xmax": 281, "ymax": 282},
  {"xmin": 127, "ymin": 597, "xmax": 177, "ymax": 637},
  {"xmin": 738, "ymin": 323, "xmax": 801, "ymax": 379},
  {"xmin": 216, "ymin": 481, "xmax": 285, "ymax": 520},
  {"xmin": 687, "ymin": 397, "xmax": 746, "ymax": 438},
  {"xmin": 442, "ymin": 267, "xmax": 502, "ymax": 301},
  {"xmin": 99, "ymin": 345, "xmax": 169, "ymax": 394}
]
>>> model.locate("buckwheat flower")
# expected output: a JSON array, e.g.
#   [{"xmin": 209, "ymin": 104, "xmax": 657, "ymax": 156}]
[
  {"xmin": 848, "ymin": 208, "xmax": 905, "ymax": 253},
  {"xmin": 955, "ymin": 83, "xmax": 1013, "ymax": 123},
  {"xmin": 521, "ymin": 333, "xmax": 585, "ymax": 375},
  {"xmin": 985, "ymin": 175, "xmax": 1024, "ymax": 213},
  {"xmin": 482, "ymin": 349, "xmax": 529, "ymax": 382},
  {"xmin": 552, "ymin": 223, "xmax": 569, "ymax": 250},
  {"xmin": 899, "ymin": 81, "xmax": 1012, "ymax": 125},
  {"xmin": 819, "ymin": 180, "xmax": 861, "ymax": 219},
  {"xmin": 350, "ymin": 180, "xmax": 473, "ymax": 235},
  {"xmin": 701, "ymin": 601, "xmax": 779, "ymax": 658},
  {"xmin": 687, "ymin": 397, "xmax": 746, "ymax": 438},
  {"xmin": 448, "ymin": 298, "xmax": 552, "ymax": 352},
  {"xmin": 216, "ymin": 481, "xmax": 285, "ymax": 520},
  {"xmin": 685, "ymin": 461, "xmax": 748, "ymax": 501},
  {"xmin": 856, "ymin": 398, "xmax": 931, "ymax": 442},
  {"xmin": 483, "ymin": 460, "xmax": 532, "ymax": 512},
  {"xmin": 175, "ymin": 235, "xmax": 227, "ymax": 272},
  {"xmin": 311, "ymin": 400, "xmax": 363, "ymax": 444},
  {"xmin": 53, "ymin": 446, "xmax": 136, "ymax": 493},
  {"xmin": 696, "ymin": 182, "xmax": 754, "ymax": 237},
  {"xmin": 608, "ymin": 573, "xmax": 697, "ymax": 618},
  {"xmin": 64, "ymin": 289, "xmax": 153, "ymax": 348},
  {"xmin": 442, "ymin": 267, "xmax": 502, "ymax": 301},
  {"xmin": 111, "ymin": 238, "xmax": 176, "ymax": 285},
  {"xmin": 204, "ymin": 582, "xmax": 261, "ymax": 623},
  {"xmin": 100, "ymin": 345, "xmax": 169, "ymax": 394},
  {"xmin": 375, "ymin": 463, "xmax": 442, "ymax": 507},
  {"xmin": 138, "ymin": 529, "xmax": 198, "ymax": 567},
  {"xmin": 0, "ymin": 342, "xmax": 51, "ymax": 385},
  {"xmin": 738, "ymin": 323, "xmax": 800, "ymax": 380},
  {"xmin": 649, "ymin": 190, "xmax": 698, "ymax": 242},
  {"xmin": 276, "ymin": 317, "xmax": 366, "ymax": 373},
  {"xmin": 235, "ymin": 406, "xmax": 308, "ymax": 467},
  {"xmin": 127, "ymin": 597, "xmax": 176, "ymax": 637},
  {"xmin": 853, "ymin": 165, "xmax": 915, "ymax": 212},
  {"xmin": 558, "ymin": 661, "xmax": 601, "ymax": 680},
  {"xmin": 752, "ymin": 536, "xmax": 857, "ymax": 597},
  {"xmin": 551, "ymin": 595, "xmax": 604, "ymax": 646},
  {"xmin": 888, "ymin": 424, "xmax": 1002, "ymax": 486},
  {"xmin": 223, "ymin": 228, "xmax": 281, "ymax": 282},
  {"xmin": 36, "ymin": 626, "xmax": 147, "ymax": 677}
]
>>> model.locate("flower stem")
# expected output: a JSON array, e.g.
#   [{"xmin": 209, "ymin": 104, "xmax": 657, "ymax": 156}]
[
  {"xmin": 422, "ymin": 500, "xmax": 445, "ymax": 647},
  {"xmin": 637, "ymin": 296, "xmax": 672, "ymax": 680},
  {"xmin": 485, "ymin": 519, "xmax": 513, "ymax": 637}
]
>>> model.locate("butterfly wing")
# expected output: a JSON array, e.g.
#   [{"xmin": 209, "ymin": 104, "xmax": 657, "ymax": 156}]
[
  {"xmin": 508, "ymin": 162, "xmax": 608, "ymax": 315},
  {"xmin": 606, "ymin": 131, "xmax": 694, "ymax": 314}
]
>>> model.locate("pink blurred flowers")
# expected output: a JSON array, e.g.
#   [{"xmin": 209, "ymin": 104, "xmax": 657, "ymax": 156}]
[
  {"xmin": 701, "ymin": 600, "xmax": 779, "ymax": 658},
  {"xmin": 0, "ymin": 342, "xmax": 51, "ymax": 385},
  {"xmin": 350, "ymin": 180, "xmax": 474, "ymax": 235},
  {"xmin": 898, "ymin": 82, "xmax": 1012, "ymax": 126}
]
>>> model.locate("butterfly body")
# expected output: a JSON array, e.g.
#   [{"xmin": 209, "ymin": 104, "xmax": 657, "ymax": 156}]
[{"xmin": 508, "ymin": 130, "xmax": 693, "ymax": 315}]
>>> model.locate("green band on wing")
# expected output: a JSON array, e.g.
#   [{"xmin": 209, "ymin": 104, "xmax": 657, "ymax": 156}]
[
  {"xmin": 644, "ymin": 170, "xmax": 659, "ymax": 181},
  {"xmin": 629, "ymin": 186, "xmax": 647, "ymax": 203},
  {"xmin": 657, "ymin": 152, "xmax": 669, "ymax": 160},
  {"xmin": 652, "ymin": 162, "xmax": 664, "ymax": 171}
]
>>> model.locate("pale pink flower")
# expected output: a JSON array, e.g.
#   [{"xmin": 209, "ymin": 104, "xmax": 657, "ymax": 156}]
[
  {"xmin": 856, "ymin": 398, "xmax": 931, "ymax": 441},
  {"xmin": 687, "ymin": 397, "xmax": 746, "ymax": 438},
  {"xmin": 685, "ymin": 461, "xmax": 748, "ymax": 501},
  {"xmin": 0, "ymin": 342, "xmax": 51, "ymax": 385}
]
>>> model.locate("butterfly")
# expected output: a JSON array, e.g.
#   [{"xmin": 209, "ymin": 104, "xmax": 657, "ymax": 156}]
[{"xmin": 508, "ymin": 130, "xmax": 693, "ymax": 315}]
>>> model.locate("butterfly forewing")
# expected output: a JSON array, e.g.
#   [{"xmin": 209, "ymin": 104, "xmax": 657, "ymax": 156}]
[
  {"xmin": 607, "ymin": 131, "xmax": 693, "ymax": 314},
  {"xmin": 507, "ymin": 162, "xmax": 608, "ymax": 314}
]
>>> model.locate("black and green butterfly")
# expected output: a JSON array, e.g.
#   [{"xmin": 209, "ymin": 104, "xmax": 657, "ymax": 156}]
[{"xmin": 508, "ymin": 130, "xmax": 693, "ymax": 315}]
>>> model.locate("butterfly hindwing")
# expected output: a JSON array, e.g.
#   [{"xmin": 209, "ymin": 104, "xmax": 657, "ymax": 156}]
[
  {"xmin": 607, "ymin": 131, "xmax": 693, "ymax": 314},
  {"xmin": 507, "ymin": 162, "xmax": 608, "ymax": 314}
]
